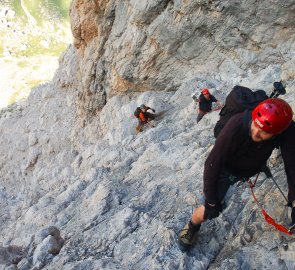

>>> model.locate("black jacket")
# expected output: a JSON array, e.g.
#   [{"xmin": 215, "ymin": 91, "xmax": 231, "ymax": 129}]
[
  {"xmin": 198, "ymin": 94, "xmax": 217, "ymax": 112},
  {"xmin": 204, "ymin": 111, "xmax": 295, "ymax": 204}
]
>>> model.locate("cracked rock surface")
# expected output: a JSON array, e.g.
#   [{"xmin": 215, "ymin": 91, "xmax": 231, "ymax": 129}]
[{"xmin": 1, "ymin": 0, "xmax": 295, "ymax": 269}]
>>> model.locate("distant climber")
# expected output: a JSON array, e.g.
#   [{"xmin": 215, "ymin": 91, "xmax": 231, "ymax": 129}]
[
  {"xmin": 178, "ymin": 98, "xmax": 295, "ymax": 251},
  {"xmin": 134, "ymin": 104, "xmax": 156, "ymax": 133},
  {"xmin": 195, "ymin": 88, "xmax": 222, "ymax": 123}
]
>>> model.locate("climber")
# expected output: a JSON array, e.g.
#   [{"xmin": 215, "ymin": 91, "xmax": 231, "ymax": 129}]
[
  {"xmin": 178, "ymin": 98, "xmax": 295, "ymax": 251},
  {"xmin": 195, "ymin": 88, "xmax": 222, "ymax": 123},
  {"xmin": 134, "ymin": 104, "xmax": 156, "ymax": 133}
]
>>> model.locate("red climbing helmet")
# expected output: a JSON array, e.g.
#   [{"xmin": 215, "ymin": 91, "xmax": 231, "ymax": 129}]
[
  {"xmin": 202, "ymin": 88, "xmax": 210, "ymax": 95},
  {"xmin": 252, "ymin": 98, "xmax": 293, "ymax": 135}
]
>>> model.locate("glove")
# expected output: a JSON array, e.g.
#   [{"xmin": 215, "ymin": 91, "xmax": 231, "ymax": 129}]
[
  {"xmin": 204, "ymin": 200, "xmax": 222, "ymax": 220},
  {"xmin": 152, "ymin": 109, "xmax": 155, "ymax": 113}
]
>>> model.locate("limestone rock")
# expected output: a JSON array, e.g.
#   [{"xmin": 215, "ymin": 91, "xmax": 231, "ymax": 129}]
[
  {"xmin": 63, "ymin": 0, "xmax": 295, "ymax": 115},
  {"xmin": 0, "ymin": 1, "xmax": 295, "ymax": 270},
  {"xmin": 0, "ymin": 245, "xmax": 23, "ymax": 266}
]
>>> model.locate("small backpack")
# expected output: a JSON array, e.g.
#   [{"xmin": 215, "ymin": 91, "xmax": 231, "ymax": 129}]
[
  {"xmin": 134, "ymin": 107, "xmax": 141, "ymax": 118},
  {"xmin": 214, "ymin": 85, "xmax": 268, "ymax": 138}
]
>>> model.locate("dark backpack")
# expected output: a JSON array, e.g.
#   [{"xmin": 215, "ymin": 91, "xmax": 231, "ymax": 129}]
[
  {"xmin": 214, "ymin": 85, "xmax": 268, "ymax": 138},
  {"xmin": 134, "ymin": 107, "xmax": 141, "ymax": 118}
]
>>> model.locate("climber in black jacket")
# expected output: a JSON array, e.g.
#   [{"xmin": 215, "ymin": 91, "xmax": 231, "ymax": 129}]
[
  {"xmin": 178, "ymin": 98, "xmax": 295, "ymax": 251},
  {"xmin": 196, "ymin": 88, "xmax": 221, "ymax": 123}
]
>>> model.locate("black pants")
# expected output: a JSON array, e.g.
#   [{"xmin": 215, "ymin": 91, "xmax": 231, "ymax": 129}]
[
  {"xmin": 215, "ymin": 168, "xmax": 247, "ymax": 203},
  {"xmin": 197, "ymin": 111, "xmax": 209, "ymax": 123}
]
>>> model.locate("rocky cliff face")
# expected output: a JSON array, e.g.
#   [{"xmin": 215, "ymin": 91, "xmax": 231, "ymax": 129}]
[
  {"xmin": 1, "ymin": 1, "xmax": 295, "ymax": 269},
  {"xmin": 61, "ymin": 0, "xmax": 295, "ymax": 115}
]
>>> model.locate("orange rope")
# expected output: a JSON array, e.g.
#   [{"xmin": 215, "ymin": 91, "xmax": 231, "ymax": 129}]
[{"xmin": 248, "ymin": 175, "xmax": 292, "ymax": 236}]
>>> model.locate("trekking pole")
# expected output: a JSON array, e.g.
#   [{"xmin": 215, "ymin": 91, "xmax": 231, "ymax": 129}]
[
  {"xmin": 269, "ymin": 176, "xmax": 289, "ymax": 204},
  {"xmin": 288, "ymin": 223, "xmax": 295, "ymax": 232},
  {"xmin": 257, "ymin": 167, "xmax": 295, "ymax": 234},
  {"xmin": 269, "ymin": 175, "xmax": 294, "ymax": 233},
  {"xmin": 262, "ymin": 165, "xmax": 289, "ymax": 204},
  {"xmin": 248, "ymin": 174, "xmax": 293, "ymax": 235},
  {"xmin": 266, "ymin": 170, "xmax": 295, "ymax": 233}
]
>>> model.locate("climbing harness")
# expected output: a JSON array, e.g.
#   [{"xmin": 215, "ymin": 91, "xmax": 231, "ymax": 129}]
[{"xmin": 247, "ymin": 173, "xmax": 293, "ymax": 235}]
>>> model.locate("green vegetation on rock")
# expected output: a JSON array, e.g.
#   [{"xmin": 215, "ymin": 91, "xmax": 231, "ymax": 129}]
[
  {"xmin": 14, "ymin": 34, "xmax": 68, "ymax": 57},
  {"xmin": 50, "ymin": 0, "xmax": 72, "ymax": 19},
  {"xmin": 11, "ymin": 0, "xmax": 26, "ymax": 18},
  {"xmin": 0, "ymin": 0, "xmax": 72, "ymax": 108},
  {"xmin": 11, "ymin": 0, "xmax": 71, "ymax": 25}
]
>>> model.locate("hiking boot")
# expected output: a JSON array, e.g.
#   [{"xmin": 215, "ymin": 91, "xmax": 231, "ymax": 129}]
[{"xmin": 178, "ymin": 221, "xmax": 201, "ymax": 251}]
